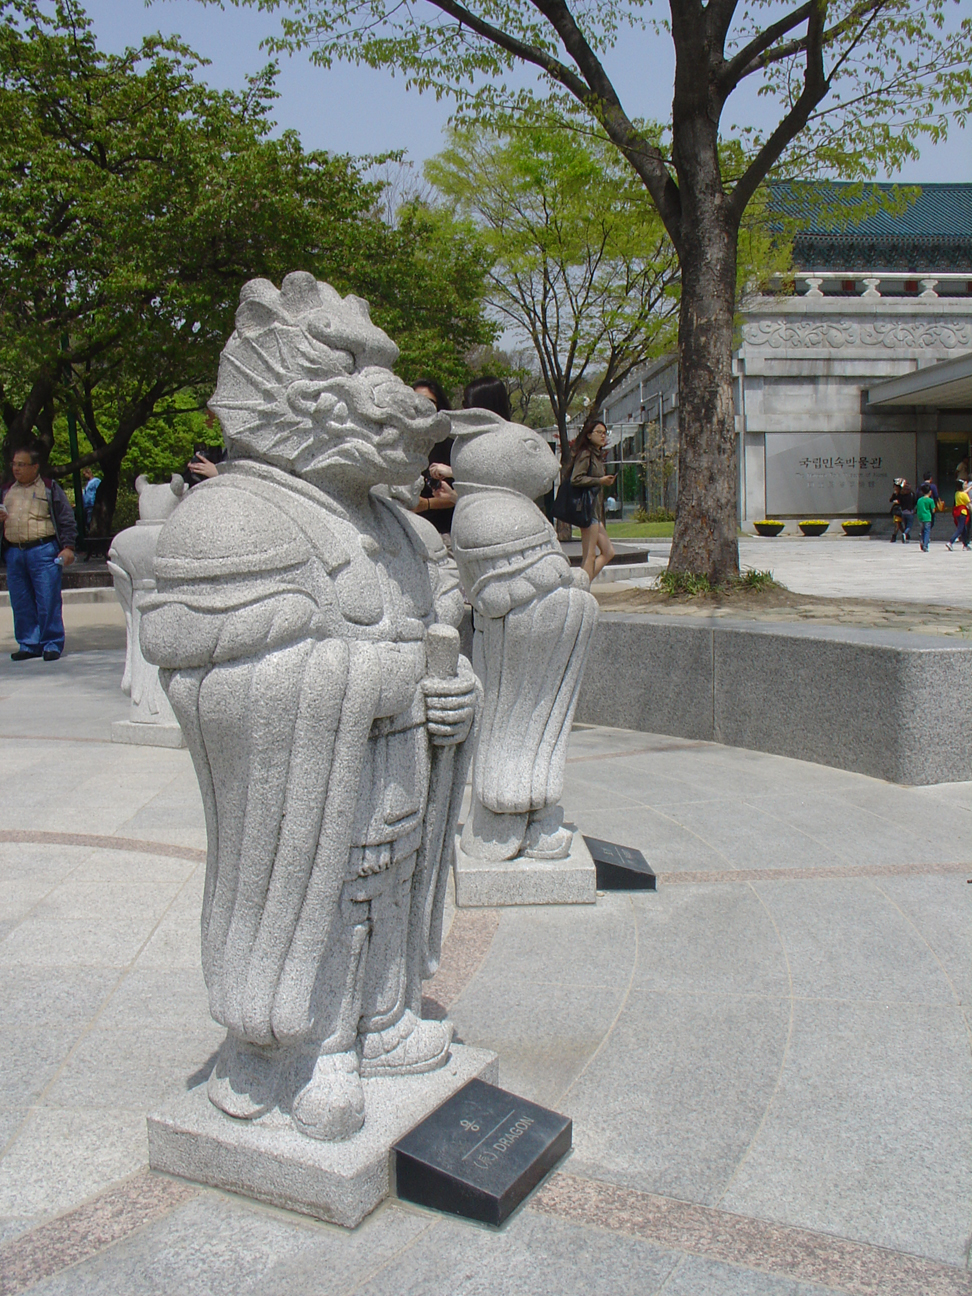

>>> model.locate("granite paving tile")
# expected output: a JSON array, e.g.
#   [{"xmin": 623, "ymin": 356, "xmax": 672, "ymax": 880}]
[
  {"xmin": 533, "ymin": 1172, "xmax": 972, "ymax": 1296},
  {"xmin": 0, "ymin": 917, "xmax": 158, "ymax": 969},
  {"xmin": 563, "ymin": 804, "xmax": 734, "ymax": 873},
  {"xmin": 658, "ymin": 1252, "xmax": 850, "ymax": 1295},
  {"xmin": 632, "ymin": 884, "xmax": 789, "ymax": 999},
  {"xmin": 0, "ymin": 1108, "xmax": 148, "ymax": 1220},
  {"xmin": 647, "ymin": 798, "xmax": 847, "ymax": 870},
  {"xmin": 471, "ymin": 896, "xmax": 637, "ymax": 993},
  {"xmin": 21, "ymin": 1193, "xmax": 429, "ymax": 1296},
  {"xmin": 562, "ymin": 988, "xmax": 791, "ymax": 1205},
  {"xmin": 741, "ymin": 791, "xmax": 965, "ymax": 867},
  {"xmin": 67, "ymin": 851, "xmax": 200, "ymax": 885},
  {"xmin": 30, "ymin": 882, "xmax": 184, "ymax": 923},
  {"xmin": 0, "ymin": 1215, "xmax": 38, "ymax": 1253},
  {"xmin": 0, "ymin": 968, "xmax": 115, "ymax": 1034},
  {"xmin": 0, "ymin": 880, "xmax": 62, "ymax": 923},
  {"xmin": 719, "ymin": 999, "xmax": 972, "ymax": 1265},
  {"xmin": 749, "ymin": 877, "xmax": 958, "ymax": 1004},
  {"xmin": 133, "ymin": 918, "xmax": 205, "ymax": 972},
  {"xmin": 40, "ymin": 1021, "xmax": 226, "ymax": 1112},
  {"xmin": 94, "ymin": 966, "xmax": 211, "ymax": 1033},
  {"xmin": 0, "ymin": 1174, "xmax": 196, "ymax": 1296},
  {"xmin": 451, "ymin": 978, "xmax": 628, "ymax": 1111},
  {"xmin": 351, "ymin": 1208, "xmax": 682, "ymax": 1296},
  {"xmin": 874, "ymin": 874, "xmax": 972, "ymax": 1003},
  {"xmin": 0, "ymin": 842, "xmax": 92, "ymax": 885}
]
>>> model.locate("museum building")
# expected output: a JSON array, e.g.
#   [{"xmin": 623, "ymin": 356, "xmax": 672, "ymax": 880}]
[{"xmin": 601, "ymin": 183, "xmax": 972, "ymax": 520}]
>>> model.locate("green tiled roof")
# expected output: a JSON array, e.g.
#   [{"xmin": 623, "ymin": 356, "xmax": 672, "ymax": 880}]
[
  {"xmin": 768, "ymin": 182, "xmax": 972, "ymax": 272},
  {"xmin": 769, "ymin": 182, "xmax": 972, "ymax": 237}
]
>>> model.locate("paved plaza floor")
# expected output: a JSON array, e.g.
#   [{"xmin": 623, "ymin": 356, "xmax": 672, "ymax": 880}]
[
  {"xmin": 0, "ymin": 537, "xmax": 969, "ymax": 1294},
  {"xmin": 631, "ymin": 533, "xmax": 972, "ymax": 608}
]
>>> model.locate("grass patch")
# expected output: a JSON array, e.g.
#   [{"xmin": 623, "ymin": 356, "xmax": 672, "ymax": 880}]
[
  {"xmin": 656, "ymin": 567, "xmax": 783, "ymax": 599},
  {"xmin": 658, "ymin": 570, "xmax": 712, "ymax": 596},
  {"xmin": 731, "ymin": 568, "xmax": 777, "ymax": 593},
  {"xmin": 605, "ymin": 521, "xmax": 675, "ymax": 538}
]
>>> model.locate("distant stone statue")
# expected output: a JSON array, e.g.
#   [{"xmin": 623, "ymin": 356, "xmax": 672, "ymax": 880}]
[
  {"xmin": 449, "ymin": 409, "xmax": 598, "ymax": 866},
  {"xmin": 108, "ymin": 474, "xmax": 187, "ymax": 747},
  {"xmin": 140, "ymin": 273, "xmax": 478, "ymax": 1142}
]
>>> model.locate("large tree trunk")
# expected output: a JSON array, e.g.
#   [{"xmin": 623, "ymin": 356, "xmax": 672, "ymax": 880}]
[
  {"xmin": 89, "ymin": 445, "xmax": 124, "ymax": 536},
  {"xmin": 667, "ymin": 144, "xmax": 740, "ymax": 583}
]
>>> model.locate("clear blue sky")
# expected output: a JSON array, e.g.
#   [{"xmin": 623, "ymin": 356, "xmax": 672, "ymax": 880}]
[{"xmin": 83, "ymin": 0, "xmax": 969, "ymax": 181}]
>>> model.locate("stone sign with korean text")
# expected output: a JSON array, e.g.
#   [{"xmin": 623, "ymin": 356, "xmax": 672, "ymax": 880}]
[{"xmin": 766, "ymin": 433, "xmax": 916, "ymax": 516}]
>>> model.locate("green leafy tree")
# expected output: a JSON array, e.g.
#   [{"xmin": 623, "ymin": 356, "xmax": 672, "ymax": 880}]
[
  {"xmin": 205, "ymin": 0, "xmax": 972, "ymax": 581},
  {"xmin": 427, "ymin": 122, "xmax": 679, "ymax": 463},
  {"xmin": 0, "ymin": 0, "xmax": 494, "ymax": 530}
]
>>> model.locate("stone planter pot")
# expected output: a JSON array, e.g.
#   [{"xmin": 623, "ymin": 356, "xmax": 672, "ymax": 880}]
[
  {"xmin": 842, "ymin": 521, "xmax": 873, "ymax": 536},
  {"xmin": 754, "ymin": 521, "xmax": 785, "ymax": 537},
  {"xmin": 798, "ymin": 521, "xmax": 830, "ymax": 536}
]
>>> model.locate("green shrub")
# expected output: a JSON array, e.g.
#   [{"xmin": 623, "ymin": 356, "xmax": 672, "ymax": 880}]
[
  {"xmin": 110, "ymin": 486, "xmax": 140, "ymax": 534},
  {"xmin": 633, "ymin": 506, "xmax": 676, "ymax": 524}
]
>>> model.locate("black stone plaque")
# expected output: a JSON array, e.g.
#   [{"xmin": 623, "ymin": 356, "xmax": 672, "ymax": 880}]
[
  {"xmin": 393, "ymin": 1078, "xmax": 571, "ymax": 1226},
  {"xmin": 584, "ymin": 835, "xmax": 657, "ymax": 891}
]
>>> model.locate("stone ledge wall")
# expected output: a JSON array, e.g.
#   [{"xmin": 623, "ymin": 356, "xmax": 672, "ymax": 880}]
[{"xmin": 575, "ymin": 613, "xmax": 972, "ymax": 786}]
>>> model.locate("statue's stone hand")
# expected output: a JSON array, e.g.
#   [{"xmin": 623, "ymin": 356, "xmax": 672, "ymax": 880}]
[{"xmin": 421, "ymin": 657, "xmax": 477, "ymax": 747}]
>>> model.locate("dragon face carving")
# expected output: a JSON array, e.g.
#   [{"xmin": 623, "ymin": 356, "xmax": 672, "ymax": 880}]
[{"xmin": 209, "ymin": 272, "xmax": 447, "ymax": 487}]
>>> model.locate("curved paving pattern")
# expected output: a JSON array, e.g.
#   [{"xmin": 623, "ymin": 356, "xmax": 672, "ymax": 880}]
[{"xmin": 0, "ymin": 642, "xmax": 969, "ymax": 1293}]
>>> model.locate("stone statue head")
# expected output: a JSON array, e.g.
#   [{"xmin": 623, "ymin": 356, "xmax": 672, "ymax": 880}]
[
  {"xmin": 450, "ymin": 409, "xmax": 559, "ymax": 500},
  {"xmin": 135, "ymin": 474, "xmax": 187, "ymax": 523},
  {"xmin": 209, "ymin": 273, "xmax": 448, "ymax": 488}
]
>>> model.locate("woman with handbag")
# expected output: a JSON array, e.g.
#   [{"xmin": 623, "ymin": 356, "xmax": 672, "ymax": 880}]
[{"xmin": 568, "ymin": 421, "xmax": 616, "ymax": 580}]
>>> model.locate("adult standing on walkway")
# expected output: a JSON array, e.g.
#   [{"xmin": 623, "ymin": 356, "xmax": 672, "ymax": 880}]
[
  {"xmin": 946, "ymin": 481, "xmax": 971, "ymax": 551},
  {"xmin": 0, "ymin": 444, "xmax": 77, "ymax": 661},
  {"xmin": 571, "ymin": 420, "xmax": 616, "ymax": 580},
  {"xmin": 889, "ymin": 478, "xmax": 915, "ymax": 543}
]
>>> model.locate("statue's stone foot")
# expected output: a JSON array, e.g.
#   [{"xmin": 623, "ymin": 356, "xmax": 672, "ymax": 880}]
[
  {"xmin": 523, "ymin": 805, "xmax": 573, "ymax": 859},
  {"xmin": 359, "ymin": 1010, "xmax": 453, "ymax": 1077},
  {"xmin": 291, "ymin": 1050, "xmax": 364, "ymax": 1142},
  {"xmin": 207, "ymin": 1033, "xmax": 280, "ymax": 1120},
  {"xmin": 460, "ymin": 802, "xmax": 527, "ymax": 862}
]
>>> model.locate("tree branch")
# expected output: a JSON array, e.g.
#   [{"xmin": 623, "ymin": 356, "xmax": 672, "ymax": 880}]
[
  {"xmin": 704, "ymin": 0, "xmax": 742, "ymax": 57},
  {"xmin": 728, "ymin": 0, "xmax": 829, "ymax": 222},
  {"xmin": 718, "ymin": 1, "xmax": 812, "ymax": 92},
  {"xmin": 728, "ymin": 0, "xmax": 890, "ymax": 84},
  {"xmin": 424, "ymin": 0, "xmax": 683, "ymax": 241}
]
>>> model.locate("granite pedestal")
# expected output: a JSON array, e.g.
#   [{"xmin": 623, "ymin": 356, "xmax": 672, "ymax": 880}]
[
  {"xmin": 453, "ymin": 830, "xmax": 596, "ymax": 907},
  {"xmin": 147, "ymin": 1045, "xmax": 498, "ymax": 1228},
  {"xmin": 111, "ymin": 719, "xmax": 186, "ymax": 748}
]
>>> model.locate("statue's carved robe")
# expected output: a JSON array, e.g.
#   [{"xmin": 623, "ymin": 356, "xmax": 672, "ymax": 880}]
[
  {"xmin": 140, "ymin": 460, "xmax": 469, "ymax": 1050},
  {"xmin": 452, "ymin": 484, "xmax": 597, "ymax": 817}
]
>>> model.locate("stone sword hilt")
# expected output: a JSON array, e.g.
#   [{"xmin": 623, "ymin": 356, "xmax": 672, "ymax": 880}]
[{"xmin": 424, "ymin": 623, "xmax": 460, "ymax": 680}]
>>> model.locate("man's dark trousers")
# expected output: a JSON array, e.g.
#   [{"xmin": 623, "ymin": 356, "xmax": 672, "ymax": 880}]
[{"xmin": 6, "ymin": 540, "xmax": 65, "ymax": 654}]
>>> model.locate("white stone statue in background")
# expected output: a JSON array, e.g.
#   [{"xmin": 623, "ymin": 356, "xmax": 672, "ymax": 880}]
[
  {"xmin": 108, "ymin": 474, "xmax": 187, "ymax": 747},
  {"xmin": 140, "ymin": 273, "xmax": 478, "ymax": 1142},
  {"xmin": 449, "ymin": 409, "xmax": 598, "ymax": 868}
]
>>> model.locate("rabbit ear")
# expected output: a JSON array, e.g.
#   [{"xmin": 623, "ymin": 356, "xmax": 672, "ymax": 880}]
[
  {"xmin": 135, "ymin": 475, "xmax": 148, "ymax": 494},
  {"xmin": 169, "ymin": 473, "xmax": 185, "ymax": 495}
]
